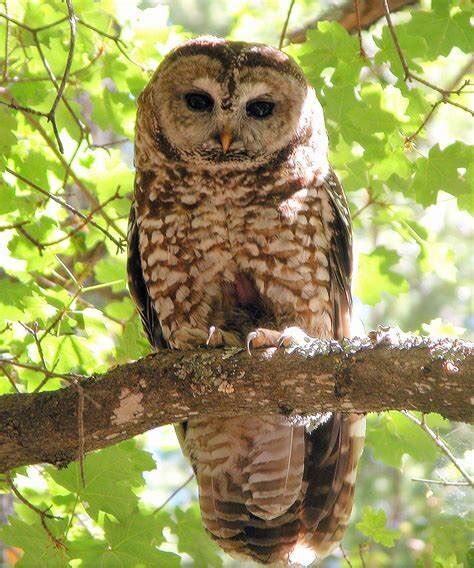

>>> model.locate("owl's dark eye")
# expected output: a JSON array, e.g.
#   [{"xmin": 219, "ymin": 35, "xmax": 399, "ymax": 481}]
[
  {"xmin": 246, "ymin": 100, "xmax": 275, "ymax": 119},
  {"xmin": 184, "ymin": 92, "xmax": 214, "ymax": 112}
]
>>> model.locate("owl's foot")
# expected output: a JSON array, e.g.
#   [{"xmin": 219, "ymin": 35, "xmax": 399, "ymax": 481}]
[
  {"xmin": 206, "ymin": 326, "xmax": 242, "ymax": 347},
  {"xmin": 170, "ymin": 326, "xmax": 241, "ymax": 349},
  {"xmin": 246, "ymin": 328, "xmax": 283, "ymax": 355},
  {"xmin": 246, "ymin": 326, "xmax": 314, "ymax": 355},
  {"xmin": 277, "ymin": 326, "xmax": 314, "ymax": 349}
]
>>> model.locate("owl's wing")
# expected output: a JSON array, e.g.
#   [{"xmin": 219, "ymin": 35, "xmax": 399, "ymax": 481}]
[
  {"xmin": 299, "ymin": 170, "xmax": 364, "ymax": 556},
  {"xmin": 325, "ymin": 168, "xmax": 353, "ymax": 340},
  {"xmin": 127, "ymin": 202, "xmax": 167, "ymax": 349}
]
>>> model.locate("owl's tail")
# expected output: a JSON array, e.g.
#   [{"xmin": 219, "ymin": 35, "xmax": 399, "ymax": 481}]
[{"xmin": 184, "ymin": 412, "xmax": 365, "ymax": 565}]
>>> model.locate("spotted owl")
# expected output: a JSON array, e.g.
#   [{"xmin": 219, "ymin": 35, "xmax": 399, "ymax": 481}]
[{"xmin": 127, "ymin": 37, "xmax": 365, "ymax": 566}]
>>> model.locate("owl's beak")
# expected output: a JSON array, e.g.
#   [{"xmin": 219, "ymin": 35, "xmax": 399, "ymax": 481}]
[{"xmin": 219, "ymin": 128, "xmax": 233, "ymax": 153}]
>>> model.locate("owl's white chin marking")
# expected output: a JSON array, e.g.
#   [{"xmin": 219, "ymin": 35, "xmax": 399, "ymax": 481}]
[{"xmin": 288, "ymin": 544, "xmax": 318, "ymax": 567}]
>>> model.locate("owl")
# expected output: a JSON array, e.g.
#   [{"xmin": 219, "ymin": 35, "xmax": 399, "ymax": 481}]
[{"xmin": 127, "ymin": 37, "xmax": 365, "ymax": 566}]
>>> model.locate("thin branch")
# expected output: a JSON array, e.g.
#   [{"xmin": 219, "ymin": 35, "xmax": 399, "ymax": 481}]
[
  {"xmin": 153, "ymin": 474, "xmax": 194, "ymax": 514},
  {"xmin": 402, "ymin": 411, "xmax": 473, "ymax": 487},
  {"xmin": 1, "ymin": 367, "xmax": 20, "ymax": 393},
  {"xmin": 382, "ymin": 0, "xmax": 473, "ymax": 117},
  {"xmin": 287, "ymin": 0, "xmax": 416, "ymax": 43},
  {"xmin": 4, "ymin": 166, "xmax": 125, "ymax": 251},
  {"xmin": 0, "ymin": 359, "xmax": 100, "ymax": 410},
  {"xmin": 353, "ymin": 0, "xmax": 366, "ymax": 58},
  {"xmin": 46, "ymin": 0, "xmax": 77, "ymax": 153},
  {"xmin": 2, "ymin": 0, "xmax": 9, "ymax": 81},
  {"xmin": 0, "ymin": 221, "xmax": 29, "ymax": 232},
  {"xmin": 77, "ymin": 386, "xmax": 85, "ymax": 487},
  {"xmin": 76, "ymin": 18, "xmax": 148, "ymax": 72},
  {"xmin": 4, "ymin": 473, "xmax": 59, "ymax": 520},
  {"xmin": 279, "ymin": 0, "xmax": 297, "ymax": 50},
  {"xmin": 339, "ymin": 544, "xmax": 354, "ymax": 568},
  {"xmin": 0, "ymin": 4, "xmax": 83, "ymax": 153},
  {"xmin": 9, "ymin": 104, "xmax": 125, "ymax": 240},
  {"xmin": 405, "ymin": 59, "xmax": 474, "ymax": 145},
  {"xmin": 411, "ymin": 477, "xmax": 470, "ymax": 487}
]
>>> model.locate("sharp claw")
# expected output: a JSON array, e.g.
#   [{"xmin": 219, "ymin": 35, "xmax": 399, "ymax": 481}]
[
  {"xmin": 206, "ymin": 325, "xmax": 216, "ymax": 346},
  {"xmin": 246, "ymin": 331, "xmax": 258, "ymax": 356}
]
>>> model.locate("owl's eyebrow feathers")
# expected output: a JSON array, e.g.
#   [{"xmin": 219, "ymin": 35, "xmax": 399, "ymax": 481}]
[{"xmin": 159, "ymin": 39, "xmax": 306, "ymax": 88}]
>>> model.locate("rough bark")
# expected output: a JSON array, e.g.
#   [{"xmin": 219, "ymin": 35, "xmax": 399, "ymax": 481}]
[
  {"xmin": 0, "ymin": 329, "xmax": 472, "ymax": 473},
  {"xmin": 288, "ymin": 0, "xmax": 417, "ymax": 44}
]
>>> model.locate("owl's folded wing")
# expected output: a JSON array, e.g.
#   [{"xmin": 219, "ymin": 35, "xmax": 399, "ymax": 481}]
[{"xmin": 127, "ymin": 202, "xmax": 168, "ymax": 349}]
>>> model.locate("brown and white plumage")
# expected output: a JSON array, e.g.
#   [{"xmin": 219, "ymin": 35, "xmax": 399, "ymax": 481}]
[{"xmin": 127, "ymin": 36, "xmax": 365, "ymax": 565}]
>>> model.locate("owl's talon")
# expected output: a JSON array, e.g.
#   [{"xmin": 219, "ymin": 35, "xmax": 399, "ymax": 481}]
[
  {"xmin": 206, "ymin": 325, "xmax": 217, "ymax": 346},
  {"xmin": 246, "ymin": 331, "xmax": 259, "ymax": 356}
]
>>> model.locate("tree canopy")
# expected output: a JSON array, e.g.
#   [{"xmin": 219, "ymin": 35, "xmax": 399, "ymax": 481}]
[{"xmin": 0, "ymin": 1, "xmax": 472, "ymax": 566}]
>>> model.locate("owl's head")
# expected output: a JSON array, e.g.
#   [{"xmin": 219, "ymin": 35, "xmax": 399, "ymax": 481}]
[{"xmin": 138, "ymin": 37, "xmax": 327, "ymax": 169}]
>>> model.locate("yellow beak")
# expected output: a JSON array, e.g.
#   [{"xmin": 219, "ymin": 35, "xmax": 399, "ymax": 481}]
[{"xmin": 219, "ymin": 128, "xmax": 233, "ymax": 153}]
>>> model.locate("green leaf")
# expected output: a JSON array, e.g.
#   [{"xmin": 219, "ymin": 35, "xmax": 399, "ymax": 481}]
[
  {"xmin": 408, "ymin": 2, "xmax": 473, "ymax": 58},
  {"xmin": 93, "ymin": 256, "xmax": 126, "ymax": 293},
  {"xmin": 430, "ymin": 515, "xmax": 474, "ymax": 565},
  {"xmin": 410, "ymin": 143, "xmax": 472, "ymax": 211},
  {"xmin": 49, "ymin": 442, "xmax": 155, "ymax": 521},
  {"xmin": 0, "ymin": 107, "xmax": 18, "ymax": 161},
  {"xmin": 96, "ymin": 511, "xmax": 179, "ymax": 567},
  {"xmin": 300, "ymin": 22, "xmax": 363, "ymax": 84},
  {"xmin": 366, "ymin": 412, "xmax": 438, "ymax": 469},
  {"xmin": 172, "ymin": 506, "xmax": 223, "ymax": 568},
  {"xmin": 115, "ymin": 318, "xmax": 151, "ymax": 363},
  {"xmin": 0, "ymin": 516, "xmax": 69, "ymax": 567},
  {"xmin": 356, "ymin": 246, "xmax": 409, "ymax": 305},
  {"xmin": 356, "ymin": 506, "xmax": 401, "ymax": 547}
]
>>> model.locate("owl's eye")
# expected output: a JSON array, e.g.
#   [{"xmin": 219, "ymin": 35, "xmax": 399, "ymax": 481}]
[
  {"xmin": 246, "ymin": 100, "xmax": 275, "ymax": 119},
  {"xmin": 184, "ymin": 92, "xmax": 214, "ymax": 112}
]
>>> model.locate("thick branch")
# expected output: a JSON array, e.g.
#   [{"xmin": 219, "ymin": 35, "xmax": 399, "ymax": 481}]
[
  {"xmin": 288, "ymin": 0, "xmax": 417, "ymax": 43},
  {"xmin": 0, "ymin": 331, "xmax": 472, "ymax": 473}
]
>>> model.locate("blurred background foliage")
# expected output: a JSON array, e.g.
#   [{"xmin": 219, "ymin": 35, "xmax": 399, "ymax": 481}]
[{"xmin": 0, "ymin": 0, "xmax": 472, "ymax": 566}]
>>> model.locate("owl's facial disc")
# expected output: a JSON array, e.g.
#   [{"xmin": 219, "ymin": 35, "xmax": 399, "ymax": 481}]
[{"xmin": 152, "ymin": 51, "xmax": 311, "ymax": 167}]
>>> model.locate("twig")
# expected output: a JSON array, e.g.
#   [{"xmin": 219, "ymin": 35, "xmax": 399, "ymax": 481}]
[
  {"xmin": 77, "ymin": 385, "xmax": 86, "ymax": 487},
  {"xmin": 0, "ymin": 221, "xmax": 29, "ymax": 232},
  {"xmin": 412, "ymin": 477, "xmax": 470, "ymax": 487},
  {"xmin": 89, "ymin": 138, "xmax": 130, "ymax": 150},
  {"xmin": 279, "ymin": 0, "xmax": 296, "ymax": 50},
  {"xmin": 1, "ymin": 366, "xmax": 20, "ymax": 393},
  {"xmin": 2, "ymin": 0, "xmax": 8, "ymax": 81},
  {"xmin": 402, "ymin": 411, "xmax": 473, "ymax": 487},
  {"xmin": 0, "ymin": 5, "xmax": 83, "ymax": 153},
  {"xmin": 0, "ymin": 359, "xmax": 100, "ymax": 409},
  {"xmin": 4, "ymin": 166, "xmax": 125, "ymax": 251},
  {"xmin": 405, "ymin": 58, "xmax": 474, "ymax": 145},
  {"xmin": 359, "ymin": 543, "xmax": 368, "ymax": 568},
  {"xmin": 46, "ymin": 0, "xmax": 77, "ymax": 153},
  {"xmin": 5, "ymin": 473, "xmax": 59, "ymax": 520},
  {"xmin": 153, "ymin": 474, "xmax": 194, "ymax": 514},
  {"xmin": 15, "ymin": 104, "xmax": 125, "ymax": 240},
  {"xmin": 353, "ymin": 0, "xmax": 366, "ymax": 58},
  {"xmin": 382, "ymin": 0, "xmax": 473, "ymax": 117},
  {"xmin": 76, "ymin": 18, "xmax": 148, "ymax": 72},
  {"xmin": 339, "ymin": 544, "xmax": 354, "ymax": 567}
]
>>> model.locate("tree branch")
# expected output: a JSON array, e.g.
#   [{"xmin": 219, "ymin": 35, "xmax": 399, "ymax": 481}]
[
  {"xmin": 0, "ymin": 329, "xmax": 472, "ymax": 474},
  {"xmin": 288, "ymin": 0, "xmax": 417, "ymax": 43}
]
